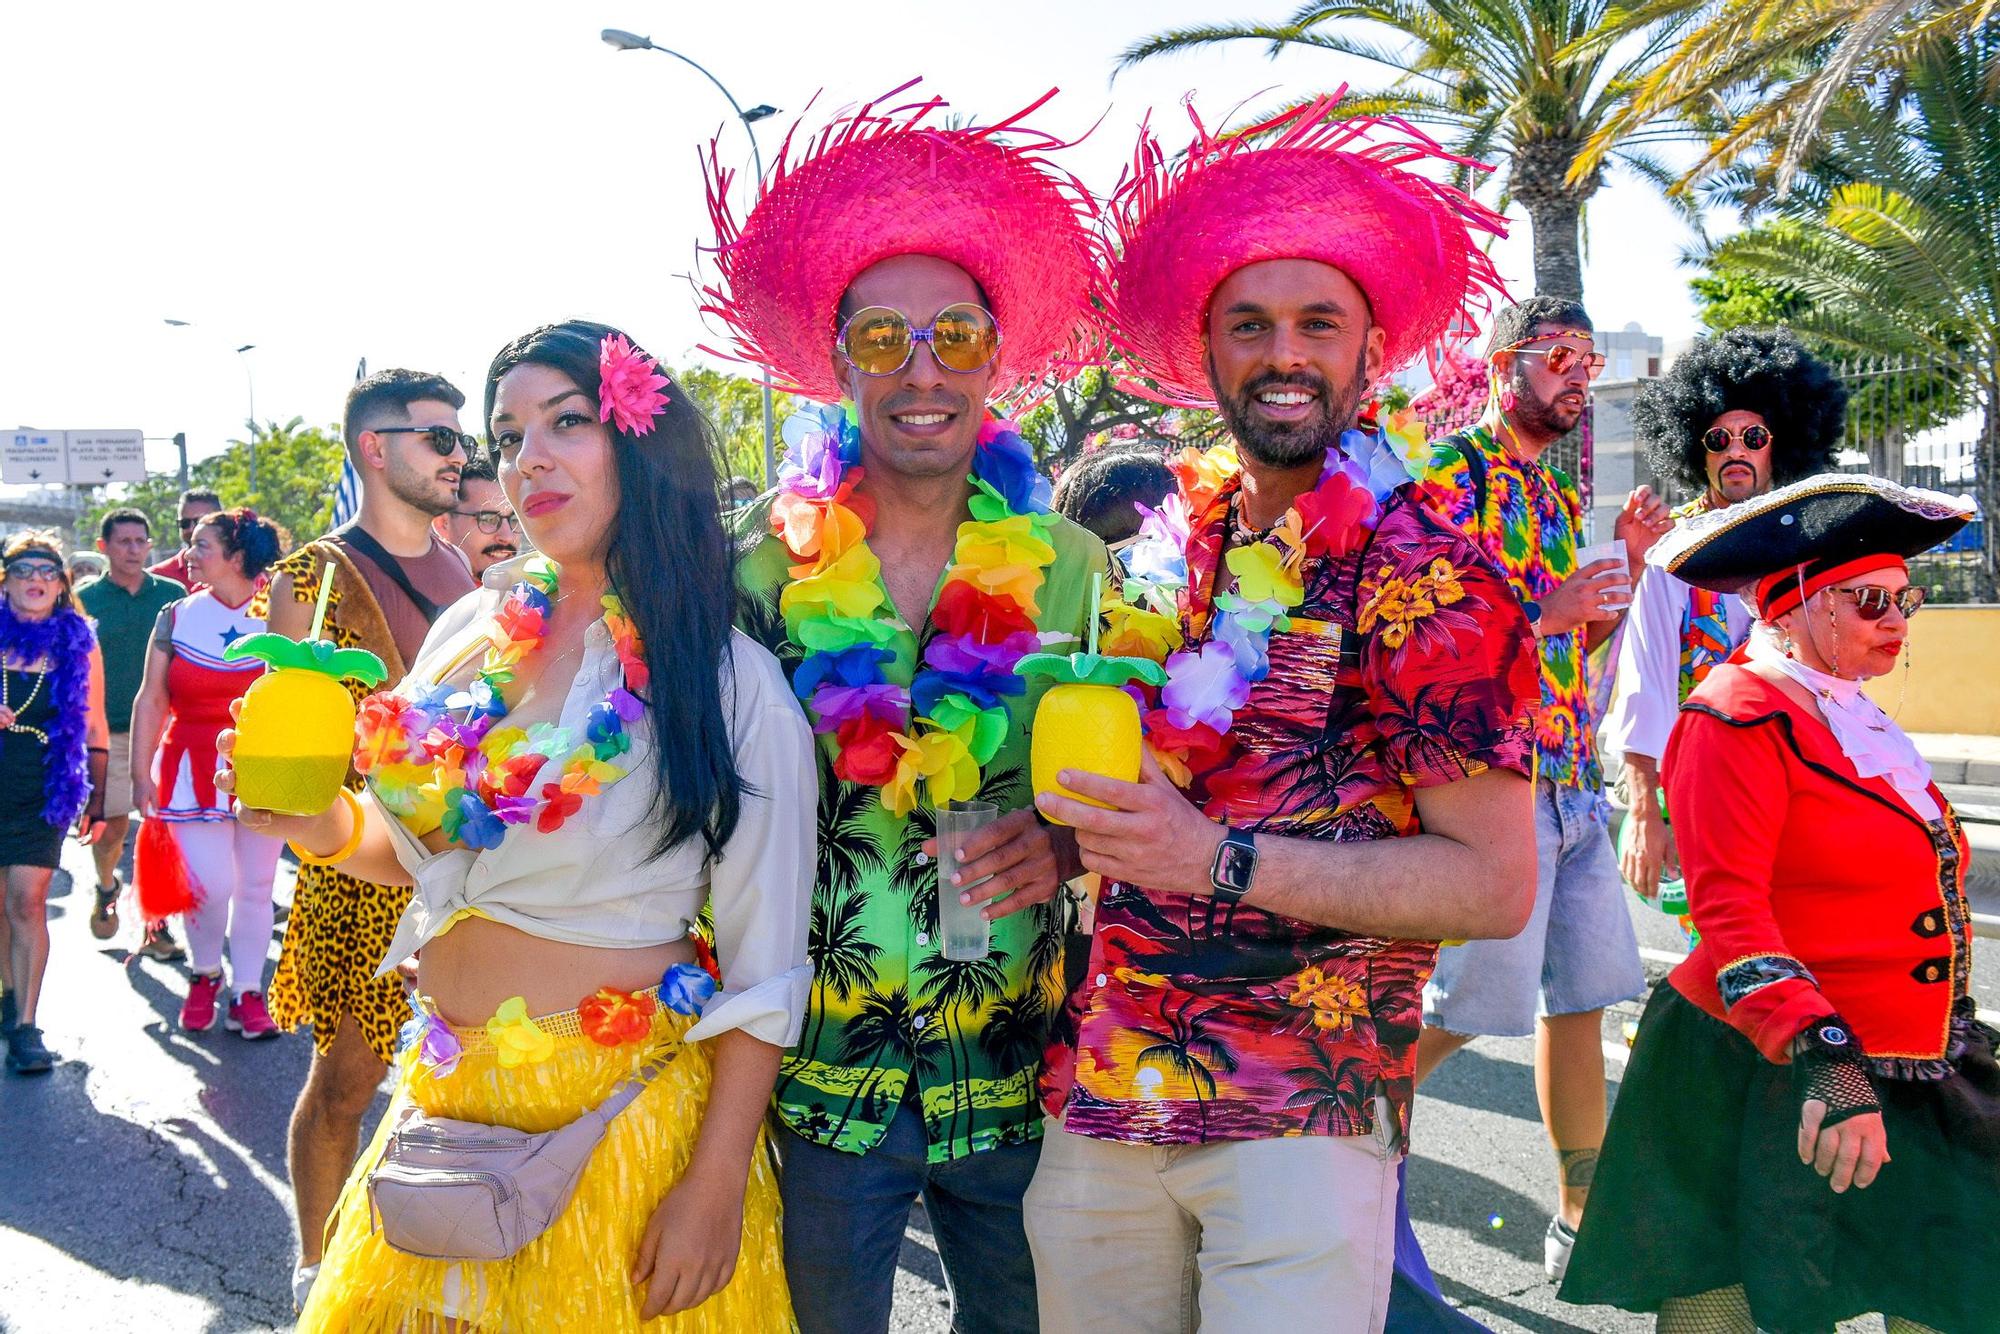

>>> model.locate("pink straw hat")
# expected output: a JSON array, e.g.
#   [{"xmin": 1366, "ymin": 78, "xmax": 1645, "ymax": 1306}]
[
  {"xmin": 701, "ymin": 80, "xmax": 1100, "ymax": 405},
  {"xmin": 1103, "ymin": 94, "xmax": 1510, "ymax": 408}
]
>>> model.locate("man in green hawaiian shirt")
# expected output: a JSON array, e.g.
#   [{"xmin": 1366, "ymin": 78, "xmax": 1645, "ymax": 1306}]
[{"xmin": 717, "ymin": 92, "xmax": 1108, "ymax": 1334}]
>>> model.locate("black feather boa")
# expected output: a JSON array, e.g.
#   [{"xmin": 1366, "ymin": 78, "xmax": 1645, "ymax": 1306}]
[{"xmin": 0, "ymin": 601, "xmax": 97, "ymax": 826}]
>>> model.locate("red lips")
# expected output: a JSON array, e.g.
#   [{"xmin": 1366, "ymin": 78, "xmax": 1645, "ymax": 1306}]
[{"xmin": 522, "ymin": 492, "xmax": 570, "ymax": 518}]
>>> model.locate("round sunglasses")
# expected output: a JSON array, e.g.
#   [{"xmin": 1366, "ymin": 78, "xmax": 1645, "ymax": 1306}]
[
  {"xmin": 838, "ymin": 303, "xmax": 1002, "ymax": 377},
  {"xmin": 1703, "ymin": 424, "xmax": 1773, "ymax": 453},
  {"xmin": 1832, "ymin": 585, "xmax": 1927, "ymax": 620}
]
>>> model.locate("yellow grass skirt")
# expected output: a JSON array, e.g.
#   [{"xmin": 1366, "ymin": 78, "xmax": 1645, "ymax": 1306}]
[{"xmin": 299, "ymin": 995, "xmax": 793, "ymax": 1332}]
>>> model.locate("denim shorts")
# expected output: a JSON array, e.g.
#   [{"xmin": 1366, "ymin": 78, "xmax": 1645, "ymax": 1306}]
[{"xmin": 1423, "ymin": 778, "xmax": 1645, "ymax": 1037}]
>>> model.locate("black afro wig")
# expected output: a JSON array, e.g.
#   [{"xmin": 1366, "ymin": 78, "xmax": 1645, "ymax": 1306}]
[{"xmin": 1634, "ymin": 327, "xmax": 1848, "ymax": 495}]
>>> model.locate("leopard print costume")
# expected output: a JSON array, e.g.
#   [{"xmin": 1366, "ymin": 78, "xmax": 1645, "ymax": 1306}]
[{"xmin": 255, "ymin": 544, "xmax": 414, "ymax": 1064}]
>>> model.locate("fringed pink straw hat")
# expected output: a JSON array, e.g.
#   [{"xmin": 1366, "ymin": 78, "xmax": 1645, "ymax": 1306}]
[
  {"xmin": 701, "ymin": 79, "xmax": 1100, "ymax": 404},
  {"xmin": 1103, "ymin": 93, "xmax": 1511, "ymax": 408}
]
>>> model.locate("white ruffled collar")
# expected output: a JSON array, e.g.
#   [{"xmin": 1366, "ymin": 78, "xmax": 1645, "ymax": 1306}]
[{"xmin": 1745, "ymin": 623, "xmax": 1939, "ymax": 821}]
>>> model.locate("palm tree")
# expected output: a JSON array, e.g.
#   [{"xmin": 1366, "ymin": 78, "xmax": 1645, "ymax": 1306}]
[
  {"xmin": 816, "ymin": 776, "xmax": 884, "ymax": 906},
  {"xmin": 1691, "ymin": 31, "xmax": 2000, "ymax": 592},
  {"xmin": 1118, "ymin": 0, "xmax": 1706, "ymax": 301},
  {"xmin": 1571, "ymin": 0, "xmax": 1995, "ymax": 194},
  {"xmin": 888, "ymin": 802, "xmax": 942, "ymax": 933},
  {"xmin": 1023, "ymin": 897, "xmax": 1068, "ymax": 1006},
  {"xmin": 978, "ymin": 990, "xmax": 1052, "ymax": 1073},
  {"xmin": 1283, "ymin": 1045, "xmax": 1375, "ymax": 1132},
  {"xmin": 803, "ymin": 885, "xmax": 884, "ymax": 1060},
  {"xmin": 1132, "ymin": 992, "xmax": 1240, "ymax": 1138},
  {"xmin": 831, "ymin": 987, "xmax": 945, "ymax": 1146},
  {"xmin": 914, "ymin": 948, "xmax": 1014, "ymax": 1148}
]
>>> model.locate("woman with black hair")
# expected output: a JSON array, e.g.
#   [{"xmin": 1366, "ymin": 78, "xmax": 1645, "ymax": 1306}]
[
  {"xmin": 1050, "ymin": 438, "xmax": 1173, "ymax": 546},
  {"xmin": 227, "ymin": 320, "xmax": 813, "ymax": 1330},
  {"xmin": 131, "ymin": 507, "xmax": 291, "ymax": 1038},
  {"xmin": 0, "ymin": 530, "xmax": 110, "ymax": 1074},
  {"xmin": 1606, "ymin": 329, "xmax": 1848, "ymax": 907}
]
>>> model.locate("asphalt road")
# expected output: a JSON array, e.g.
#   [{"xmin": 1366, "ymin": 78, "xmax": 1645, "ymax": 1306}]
[{"xmin": 3, "ymin": 834, "xmax": 1993, "ymax": 1333}]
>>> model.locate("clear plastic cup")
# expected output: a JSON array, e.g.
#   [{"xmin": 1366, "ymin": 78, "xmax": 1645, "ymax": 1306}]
[
  {"xmin": 937, "ymin": 800, "xmax": 999, "ymax": 961},
  {"xmin": 1576, "ymin": 540, "xmax": 1631, "ymax": 612}
]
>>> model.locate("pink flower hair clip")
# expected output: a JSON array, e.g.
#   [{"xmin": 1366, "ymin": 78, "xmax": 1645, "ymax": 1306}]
[{"xmin": 598, "ymin": 333, "xmax": 673, "ymax": 437}]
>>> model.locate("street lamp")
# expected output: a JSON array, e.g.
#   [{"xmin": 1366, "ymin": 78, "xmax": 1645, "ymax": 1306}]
[
  {"xmin": 237, "ymin": 344, "xmax": 259, "ymax": 494},
  {"xmin": 602, "ymin": 28, "xmax": 779, "ymax": 486},
  {"xmin": 163, "ymin": 320, "xmax": 261, "ymax": 492}
]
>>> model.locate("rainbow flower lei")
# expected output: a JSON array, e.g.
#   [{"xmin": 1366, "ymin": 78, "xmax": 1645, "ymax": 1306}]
[
  {"xmin": 772, "ymin": 403, "xmax": 1059, "ymax": 817},
  {"xmin": 356, "ymin": 556, "xmax": 650, "ymax": 848},
  {"xmin": 1118, "ymin": 415, "xmax": 1425, "ymax": 784}
]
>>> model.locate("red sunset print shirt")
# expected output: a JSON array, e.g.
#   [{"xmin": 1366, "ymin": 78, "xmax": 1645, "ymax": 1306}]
[{"xmin": 1040, "ymin": 482, "xmax": 1539, "ymax": 1145}]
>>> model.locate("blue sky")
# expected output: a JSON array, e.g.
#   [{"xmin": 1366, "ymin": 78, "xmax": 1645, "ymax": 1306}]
[{"xmin": 0, "ymin": 0, "xmax": 1709, "ymax": 484}]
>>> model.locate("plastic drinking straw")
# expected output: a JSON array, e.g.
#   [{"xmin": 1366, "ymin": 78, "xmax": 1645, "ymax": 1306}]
[
  {"xmin": 1087, "ymin": 571, "xmax": 1102, "ymax": 656},
  {"xmin": 308, "ymin": 561, "xmax": 335, "ymax": 641}
]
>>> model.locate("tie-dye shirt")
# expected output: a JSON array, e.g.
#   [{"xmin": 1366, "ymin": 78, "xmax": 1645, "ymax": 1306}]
[{"xmin": 1425, "ymin": 425, "xmax": 1597, "ymax": 790}]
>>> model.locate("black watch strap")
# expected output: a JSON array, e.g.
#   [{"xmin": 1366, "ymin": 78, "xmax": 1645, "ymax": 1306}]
[{"xmin": 1210, "ymin": 827, "xmax": 1258, "ymax": 903}]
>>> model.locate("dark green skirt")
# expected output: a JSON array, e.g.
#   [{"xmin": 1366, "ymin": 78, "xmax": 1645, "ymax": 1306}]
[{"xmin": 1559, "ymin": 985, "xmax": 2000, "ymax": 1333}]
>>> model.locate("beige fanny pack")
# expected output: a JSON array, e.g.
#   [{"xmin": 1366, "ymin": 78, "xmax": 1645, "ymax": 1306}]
[{"xmin": 365, "ymin": 1053, "xmax": 673, "ymax": 1262}]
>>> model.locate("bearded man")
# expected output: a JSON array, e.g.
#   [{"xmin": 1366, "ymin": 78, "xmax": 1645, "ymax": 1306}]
[
  {"xmin": 1025, "ymin": 101, "xmax": 1542, "ymax": 1333},
  {"xmin": 1607, "ymin": 327, "xmax": 1847, "ymax": 900}
]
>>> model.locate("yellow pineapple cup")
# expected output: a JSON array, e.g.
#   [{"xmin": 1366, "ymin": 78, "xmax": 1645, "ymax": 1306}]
[
  {"xmin": 1015, "ymin": 578, "xmax": 1169, "ymax": 825},
  {"xmin": 224, "ymin": 633, "xmax": 386, "ymax": 816}
]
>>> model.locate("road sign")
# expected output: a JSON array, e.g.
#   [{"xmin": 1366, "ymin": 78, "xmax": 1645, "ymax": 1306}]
[
  {"xmin": 2, "ymin": 429, "xmax": 147, "ymax": 485},
  {"xmin": 64, "ymin": 430, "xmax": 147, "ymax": 483},
  {"xmin": 3, "ymin": 430, "xmax": 68, "ymax": 484}
]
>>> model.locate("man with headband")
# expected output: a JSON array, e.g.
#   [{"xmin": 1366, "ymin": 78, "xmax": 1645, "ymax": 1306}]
[
  {"xmin": 713, "ymin": 83, "xmax": 1111, "ymax": 1334},
  {"xmin": 1026, "ymin": 100, "xmax": 1541, "ymax": 1331}
]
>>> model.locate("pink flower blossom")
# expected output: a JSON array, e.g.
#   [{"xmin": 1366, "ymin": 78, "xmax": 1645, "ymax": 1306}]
[{"xmin": 598, "ymin": 334, "xmax": 672, "ymax": 437}]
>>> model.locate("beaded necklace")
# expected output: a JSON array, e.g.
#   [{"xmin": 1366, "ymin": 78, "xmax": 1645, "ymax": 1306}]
[
  {"xmin": 1118, "ymin": 423, "xmax": 1420, "ymax": 782},
  {"xmin": 357, "ymin": 557, "xmax": 649, "ymax": 847},
  {"xmin": 0, "ymin": 667, "xmax": 48, "ymax": 745},
  {"xmin": 771, "ymin": 403, "xmax": 1058, "ymax": 817}
]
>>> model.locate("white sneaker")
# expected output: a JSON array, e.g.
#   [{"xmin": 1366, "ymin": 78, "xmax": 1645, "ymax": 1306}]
[
  {"xmin": 291, "ymin": 1263, "xmax": 320, "ymax": 1312},
  {"xmin": 1544, "ymin": 1215, "xmax": 1578, "ymax": 1281}
]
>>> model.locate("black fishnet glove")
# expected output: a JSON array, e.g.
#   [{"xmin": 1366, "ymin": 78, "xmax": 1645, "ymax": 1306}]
[
  {"xmin": 1792, "ymin": 1017, "xmax": 1880, "ymax": 1129},
  {"xmin": 80, "ymin": 746, "xmax": 108, "ymax": 834}
]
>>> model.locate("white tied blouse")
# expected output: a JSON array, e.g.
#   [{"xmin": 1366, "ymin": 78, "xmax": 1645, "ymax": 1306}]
[{"xmin": 367, "ymin": 565, "xmax": 817, "ymax": 1048}]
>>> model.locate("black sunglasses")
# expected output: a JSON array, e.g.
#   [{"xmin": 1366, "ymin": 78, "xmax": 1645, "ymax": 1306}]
[
  {"xmin": 374, "ymin": 425, "xmax": 478, "ymax": 457},
  {"xmin": 451, "ymin": 509, "xmax": 521, "ymax": 535},
  {"xmin": 1833, "ymin": 585, "xmax": 1927, "ymax": 620},
  {"xmin": 4, "ymin": 560, "xmax": 63, "ymax": 581}
]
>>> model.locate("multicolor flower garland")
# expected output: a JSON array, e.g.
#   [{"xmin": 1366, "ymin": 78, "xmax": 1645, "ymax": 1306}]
[
  {"xmin": 772, "ymin": 403, "xmax": 1059, "ymax": 817},
  {"xmin": 356, "ymin": 556, "xmax": 651, "ymax": 848},
  {"xmin": 399, "ymin": 962, "xmax": 719, "ymax": 1076},
  {"xmin": 1116, "ymin": 414, "xmax": 1427, "ymax": 784}
]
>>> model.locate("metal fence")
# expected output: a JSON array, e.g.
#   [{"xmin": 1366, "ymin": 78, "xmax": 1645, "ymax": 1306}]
[{"xmin": 1830, "ymin": 353, "xmax": 1993, "ymax": 602}]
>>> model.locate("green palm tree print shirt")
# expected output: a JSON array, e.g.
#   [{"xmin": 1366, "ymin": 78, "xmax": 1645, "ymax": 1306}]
[{"xmin": 738, "ymin": 508, "xmax": 1111, "ymax": 1163}]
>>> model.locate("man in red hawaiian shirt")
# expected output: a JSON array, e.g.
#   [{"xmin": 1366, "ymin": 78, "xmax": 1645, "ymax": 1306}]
[{"xmin": 1025, "ymin": 101, "xmax": 1542, "ymax": 1333}]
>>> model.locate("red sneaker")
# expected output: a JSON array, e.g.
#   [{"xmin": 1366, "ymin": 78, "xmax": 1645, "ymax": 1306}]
[
  {"xmin": 180, "ymin": 973, "xmax": 223, "ymax": 1032},
  {"xmin": 226, "ymin": 990, "xmax": 278, "ymax": 1040}
]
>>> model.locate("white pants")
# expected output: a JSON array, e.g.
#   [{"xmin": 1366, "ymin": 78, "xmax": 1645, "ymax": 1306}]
[
  {"xmin": 1024, "ymin": 1111, "xmax": 1400, "ymax": 1334},
  {"xmin": 171, "ymin": 820, "xmax": 282, "ymax": 993}
]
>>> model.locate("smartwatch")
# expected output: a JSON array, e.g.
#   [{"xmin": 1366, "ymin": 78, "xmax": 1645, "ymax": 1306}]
[
  {"xmin": 1521, "ymin": 599, "xmax": 1544, "ymax": 638},
  {"xmin": 1210, "ymin": 827, "xmax": 1258, "ymax": 903}
]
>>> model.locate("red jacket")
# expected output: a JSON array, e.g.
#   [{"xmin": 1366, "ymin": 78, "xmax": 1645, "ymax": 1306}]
[{"xmin": 1664, "ymin": 662, "xmax": 1972, "ymax": 1066}]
